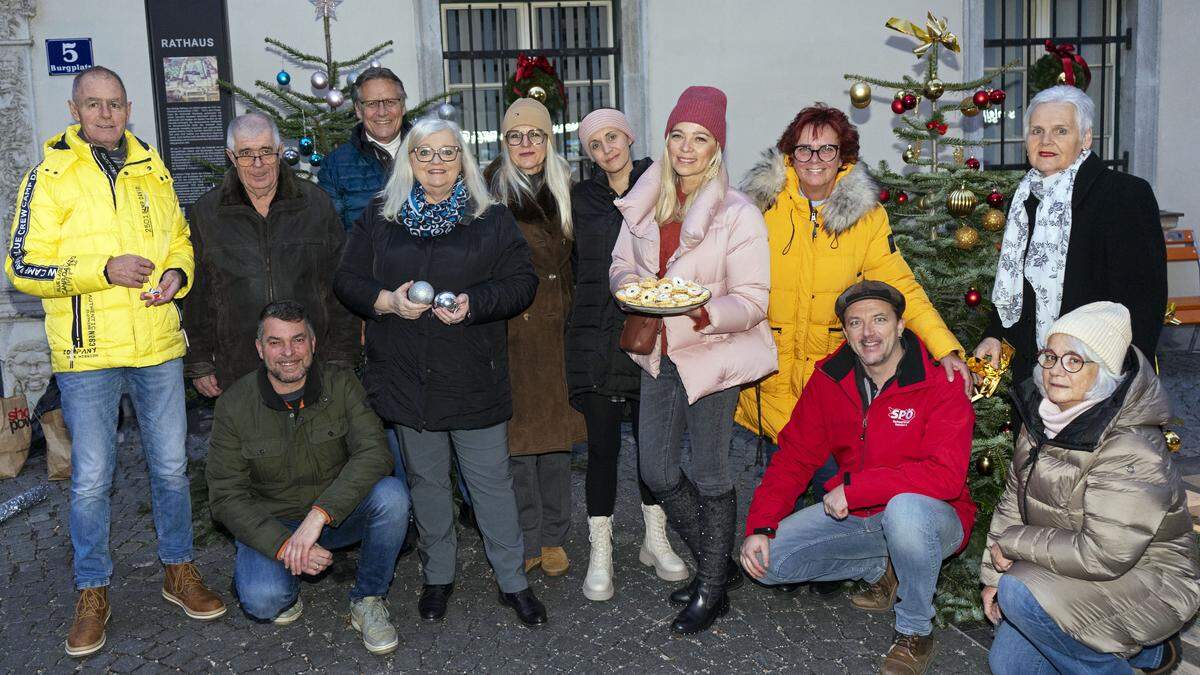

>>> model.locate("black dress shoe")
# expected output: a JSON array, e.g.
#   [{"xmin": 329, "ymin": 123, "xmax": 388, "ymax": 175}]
[
  {"xmin": 498, "ymin": 588, "xmax": 547, "ymax": 626},
  {"xmin": 670, "ymin": 581, "xmax": 729, "ymax": 634},
  {"xmin": 418, "ymin": 584, "xmax": 453, "ymax": 621},
  {"xmin": 669, "ymin": 558, "xmax": 744, "ymax": 606},
  {"xmin": 398, "ymin": 517, "xmax": 417, "ymax": 558},
  {"xmin": 809, "ymin": 580, "xmax": 844, "ymax": 596}
]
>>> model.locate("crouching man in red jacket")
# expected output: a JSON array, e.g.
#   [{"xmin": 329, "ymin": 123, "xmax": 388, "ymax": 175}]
[{"xmin": 741, "ymin": 280, "xmax": 975, "ymax": 675}]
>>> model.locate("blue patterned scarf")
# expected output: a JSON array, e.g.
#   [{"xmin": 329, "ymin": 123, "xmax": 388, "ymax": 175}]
[{"xmin": 401, "ymin": 176, "xmax": 469, "ymax": 238}]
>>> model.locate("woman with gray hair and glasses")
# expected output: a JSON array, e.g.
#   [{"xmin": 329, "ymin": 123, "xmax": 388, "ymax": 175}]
[
  {"xmin": 334, "ymin": 117, "xmax": 548, "ymax": 627},
  {"xmin": 981, "ymin": 301, "xmax": 1199, "ymax": 674},
  {"xmin": 973, "ymin": 86, "xmax": 1166, "ymax": 401}
]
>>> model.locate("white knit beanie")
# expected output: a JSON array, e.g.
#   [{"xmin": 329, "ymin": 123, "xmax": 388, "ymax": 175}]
[{"xmin": 1045, "ymin": 301, "xmax": 1132, "ymax": 374}]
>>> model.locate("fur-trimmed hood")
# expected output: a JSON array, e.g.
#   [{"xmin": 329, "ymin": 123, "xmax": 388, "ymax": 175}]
[{"xmin": 739, "ymin": 147, "xmax": 879, "ymax": 235}]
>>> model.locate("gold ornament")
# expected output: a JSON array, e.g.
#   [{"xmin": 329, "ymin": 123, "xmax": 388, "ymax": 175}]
[
  {"xmin": 923, "ymin": 78, "xmax": 945, "ymax": 100},
  {"xmin": 982, "ymin": 208, "xmax": 1006, "ymax": 231},
  {"xmin": 1057, "ymin": 71, "xmax": 1069, "ymax": 84},
  {"xmin": 966, "ymin": 340, "xmax": 1015, "ymax": 402},
  {"xmin": 960, "ymin": 96, "xmax": 980, "ymax": 117},
  {"xmin": 954, "ymin": 225, "xmax": 980, "ymax": 250},
  {"xmin": 953, "ymin": 146, "xmax": 965, "ymax": 164},
  {"xmin": 902, "ymin": 145, "xmax": 918, "ymax": 164},
  {"xmin": 975, "ymin": 453, "xmax": 993, "ymax": 476},
  {"xmin": 1165, "ymin": 430, "xmax": 1182, "ymax": 453},
  {"xmin": 946, "ymin": 184, "xmax": 978, "ymax": 218},
  {"xmin": 916, "ymin": 193, "xmax": 932, "ymax": 210},
  {"xmin": 527, "ymin": 85, "xmax": 548, "ymax": 103},
  {"xmin": 885, "ymin": 12, "xmax": 961, "ymax": 57},
  {"xmin": 1166, "ymin": 302, "xmax": 1182, "ymax": 326},
  {"xmin": 894, "ymin": 90, "xmax": 905, "ymax": 101},
  {"xmin": 850, "ymin": 81, "xmax": 872, "ymax": 109}
]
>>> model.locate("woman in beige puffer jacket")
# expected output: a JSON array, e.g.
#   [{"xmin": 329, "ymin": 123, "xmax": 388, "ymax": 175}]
[{"xmin": 981, "ymin": 302, "xmax": 1200, "ymax": 674}]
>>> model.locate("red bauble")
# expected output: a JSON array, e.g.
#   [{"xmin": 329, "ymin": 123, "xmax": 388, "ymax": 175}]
[
  {"xmin": 989, "ymin": 89, "xmax": 1007, "ymax": 104},
  {"xmin": 902, "ymin": 93, "xmax": 918, "ymax": 110},
  {"xmin": 896, "ymin": 192, "xmax": 909, "ymax": 205},
  {"xmin": 964, "ymin": 287, "xmax": 982, "ymax": 307},
  {"xmin": 986, "ymin": 190, "xmax": 1005, "ymax": 207},
  {"xmin": 1000, "ymin": 422, "xmax": 1013, "ymax": 434},
  {"xmin": 966, "ymin": 157, "xmax": 981, "ymax": 170},
  {"xmin": 926, "ymin": 121, "xmax": 936, "ymax": 130},
  {"xmin": 879, "ymin": 188, "xmax": 891, "ymax": 203},
  {"xmin": 973, "ymin": 90, "xmax": 991, "ymax": 108},
  {"xmin": 935, "ymin": 122, "xmax": 948, "ymax": 135},
  {"xmin": 891, "ymin": 99, "xmax": 907, "ymax": 115}
]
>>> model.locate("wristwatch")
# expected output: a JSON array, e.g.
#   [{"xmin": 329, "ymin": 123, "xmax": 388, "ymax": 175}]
[{"xmin": 752, "ymin": 527, "xmax": 776, "ymax": 538}]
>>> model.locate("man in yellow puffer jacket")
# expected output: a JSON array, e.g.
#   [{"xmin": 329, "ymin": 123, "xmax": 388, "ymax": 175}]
[
  {"xmin": 5, "ymin": 67, "xmax": 224, "ymax": 658},
  {"xmin": 734, "ymin": 105, "xmax": 968, "ymax": 448}
]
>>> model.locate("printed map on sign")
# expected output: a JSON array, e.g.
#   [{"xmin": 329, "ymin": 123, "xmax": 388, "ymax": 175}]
[{"xmin": 163, "ymin": 56, "xmax": 220, "ymax": 103}]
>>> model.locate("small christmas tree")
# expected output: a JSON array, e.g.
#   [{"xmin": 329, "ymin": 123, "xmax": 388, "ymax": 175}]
[
  {"xmin": 843, "ymin": 12, "xmax": 1024, "ymax": 625},
  {"xmin": 220, "ymin": 0, "xmax": 445, "ymax": 174}
]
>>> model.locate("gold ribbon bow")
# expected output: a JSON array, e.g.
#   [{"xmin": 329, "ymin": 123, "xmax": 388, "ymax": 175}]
[
  {"xmin": 1165, "ymin": 302, "xmax": 1181, "ymax": 326},
  {"xmin": 886, "ymin": 11, "xmax": 961, "ymax": 57},
  {"xmin": 966, "ymin": 340, "xmax": 1015, "ymax": 402}
]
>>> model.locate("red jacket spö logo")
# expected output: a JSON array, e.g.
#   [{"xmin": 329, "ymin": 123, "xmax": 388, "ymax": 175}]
[{"xmin": 888, "ymin": 407, "xmax": 916, "ymax": 427}]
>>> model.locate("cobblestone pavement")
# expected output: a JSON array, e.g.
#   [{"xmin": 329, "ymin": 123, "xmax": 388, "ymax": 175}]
[{"xmin": 1, "ymin": 351, "xmax": 1198, "ymax": 674}]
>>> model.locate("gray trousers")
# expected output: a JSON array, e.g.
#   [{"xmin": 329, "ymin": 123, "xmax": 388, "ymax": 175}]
[
  {"xmin": 510, "ymin": 452, "xmax": 572, "ymax": 558},
  {"xmin": 399, "ymin": 422, "xmax": 528, "ymax": 593}
]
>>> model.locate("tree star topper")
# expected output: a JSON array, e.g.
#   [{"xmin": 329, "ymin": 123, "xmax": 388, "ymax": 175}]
[{"xmin": 310, "ymin": 0, "xmax": 342, "ymax": 20}]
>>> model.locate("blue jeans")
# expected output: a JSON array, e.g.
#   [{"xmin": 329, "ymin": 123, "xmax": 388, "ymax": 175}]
[
  {"xmin": 233, "ymin": 477, "xmax": 410, "ymax": 620},
  {"xmin": 760, "ymin": 492, "xmax": 962, "ymax": 636},
  {"xmin": 58, "ymin": 358, "xmax": 191, "ymax": 589},
  {"xmin": 989, "ymin": 574, "xmax": 1164, "ymax": 674}
]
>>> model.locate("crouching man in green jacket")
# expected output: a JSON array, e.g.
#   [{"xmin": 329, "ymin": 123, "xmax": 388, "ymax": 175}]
[{"xmin": 206, "ymin": 300, "xmax": 409, "ymax": 655}]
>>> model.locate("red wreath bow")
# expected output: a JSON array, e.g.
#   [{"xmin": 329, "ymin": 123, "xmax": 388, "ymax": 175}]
[
  {"xmin": 512, "ymin": 53, "xmax": 565, "ymax": 99},
  {"xmin": 1043, "ymin": 39, "xmax": 1091, "ymax": 87}
]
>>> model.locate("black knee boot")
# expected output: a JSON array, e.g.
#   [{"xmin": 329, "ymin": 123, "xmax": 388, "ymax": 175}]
[
  {"xmin": 671, "ymin": 488, "xmax": 737, "ymax": 634},
  {"xmin": 662, "ymin": 478, "xmax": 743, "ymax": 606}
]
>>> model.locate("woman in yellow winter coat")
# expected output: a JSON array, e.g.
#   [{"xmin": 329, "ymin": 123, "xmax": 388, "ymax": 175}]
[{"xmin": 735, "ymin": 104, "xmax": 969, "ymax": 446}]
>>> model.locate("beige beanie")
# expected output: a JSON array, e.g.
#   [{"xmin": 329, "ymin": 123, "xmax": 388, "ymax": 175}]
[
  {"xmin": 502, "ymin": 98, "xmax": 553, "ymax": 137},
  {"xmin": 1045, "ymin": 301, "xmax": 1132, "ymax": 374}
]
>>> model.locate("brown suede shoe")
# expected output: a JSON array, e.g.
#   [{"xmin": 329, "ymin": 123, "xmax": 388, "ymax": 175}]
[
  {"xmin": 65, "ymin": 587, "xmax": 110, "ymax": 658},
  {"xmin": 881, "ymin": 631, "xmax": 937, "ymax": 674},
  {"xmin": 162, "ymin": 562, "xmax": 227, "ymax": 620},
  {"xmin": 541, "ymin": 546, "xmax": 569, "ymax": 576},
  {"xmin": 525, "ymin": 556, "xmax": 542, "ymax": 573},
  {"xmin": 851, "ymin": 560, "xmax": 898, "ymax": 612}
]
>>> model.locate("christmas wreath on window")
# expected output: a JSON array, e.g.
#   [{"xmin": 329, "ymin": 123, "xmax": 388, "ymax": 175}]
[
  {"xmin": 1027, "ymin": 39, "xmax": 1091, "ymax": 100},
  {"xmin": 505, "ymin": 53, "xmax": 566, "ymax": 115}
]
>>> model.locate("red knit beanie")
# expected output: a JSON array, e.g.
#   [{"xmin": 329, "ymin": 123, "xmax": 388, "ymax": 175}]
[{"xmin": 664, "ymin": 86, "xmax": 727, "ymax": 149}]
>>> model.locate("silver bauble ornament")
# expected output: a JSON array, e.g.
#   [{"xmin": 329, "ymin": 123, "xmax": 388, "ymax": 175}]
[
  {"xmin": 326, "ymin": 89, "xmax": 345, "ymax": 108},
  {"xmin": 435, "ymin": 102, "xmax": 458, "ymax": 120},
  {"xmin": 310, "ymin": 71, "xmax": 329, "ymax": 89},
  {"xmin": 434, "ymin": 291, "xmax": 459, "ymax": 311},
  {"xmin": 408, "ymin": 281, "xmax": 435, "ymax": 304},
  {"xmin": 283, "ymin": 148, "xmax": 301, "ymax": 166},
  {"xmin": 370, "ymin": 59, "xmax": 382, "ymax": 69}
]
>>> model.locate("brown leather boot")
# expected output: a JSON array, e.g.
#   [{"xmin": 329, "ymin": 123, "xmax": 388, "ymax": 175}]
[
  {"xmin": 851, "ymin": 560, "xmax": 898, "ymax": 612},
  {"xmin": 881, "ymin": 631, "xmax": 937, "ymax": 674},
  {"xmin": 541, "ymin": 546, "xmax": 570, "ymax": 576},
  {"xmin": 162, "ymin": 562, "xmax": 227, "ymax": 620},
  {"xmin": 65, "ymin": 587, "xmax": 110, "ymax": 658}
]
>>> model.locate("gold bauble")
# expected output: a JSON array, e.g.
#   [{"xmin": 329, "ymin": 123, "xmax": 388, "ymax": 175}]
[
  {"xmin": 1165, "ymin": 430, "xmax": 1182, "ymax": 453},
  {"xmin": 982, "ymin": 208, "xmax": 1006, "ymax": 231},
  {"xmin": 923, "ymin": 78, "xmax": 945, "ymax": 100},
  {"xmin": 975, "ymin": 453, "xmax": 993, "ymax": 476},
  {"xmin": 946, "ymin": 185, "xmax": 979, "ymax": 218},
  {"xmin": 894, "ymin": 90, "xmax": 905, "ymax": 101},
  {"xmin": 903, "ymin": 147, "xmax": 917, "ymax": 164},
  {"xmin": 849, "ymin": 81, "xmax": 872, "ymax": 109},
  {"xmin": 1057, "ymin": 71, "xmax": 1069, "ymax": 84},
  {"xmin": 916, "ymin": 193, "xmax": 935, "ymax": 211},
  {"xmin": 960, "ymin": 96, "xmax": 980, "ymax": 117},
  {"xmin": 954, "ymin": 225, "xmax": 980, "ymax": 250},
  {"xmin": 527, "ymin": 85, "xmax": 548, "ymax": 103}
]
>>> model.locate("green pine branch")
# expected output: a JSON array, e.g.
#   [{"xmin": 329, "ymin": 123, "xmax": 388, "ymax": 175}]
[
  {"xmin": 333, "ymin": 40, "xmax": 395, "ymax": 69},
  {"xmin": 264, "ymin": 37, "xmax": 327, "ymax": 66}
]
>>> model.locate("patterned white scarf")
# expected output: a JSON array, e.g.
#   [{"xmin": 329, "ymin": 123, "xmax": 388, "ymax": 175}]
[{"xmin": 991, "ymin": 150, "xmax": 1090, "ymax": 348}]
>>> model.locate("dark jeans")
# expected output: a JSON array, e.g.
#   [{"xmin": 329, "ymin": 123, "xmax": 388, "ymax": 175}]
[
  {"xmin": 638, "ymin": 357, "xmax": 739, "ymax": 497},
  {"xmin": 989, "ymin": 575, "xmax": 1164, "ymax": 674},
  {"xmin": 580, "ymin": 392, "xmax": 655, "ymax": 516},
  {"xmin": 233, "ymin": 477, "xmax": 409, "ymax": 620}
]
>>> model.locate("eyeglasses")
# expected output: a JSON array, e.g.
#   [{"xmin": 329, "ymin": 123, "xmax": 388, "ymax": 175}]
[
  {"xmin": 232, "ymin": 149, "xmax": 279, "ymax": 167},
  {"xmin": 1036, "ymin": 349, "xmax": 1094, "ymax": 373},
  {"xmin": 792, "ymin": 144, "xmax": 840, "ymax": 163},
  {"xmin": 410, "ymin": 146, "xmax": 462, "ymax": 163},
  {"xmin": 504, "ymin": 130, "xmax": 548, "ymax": 147},
  {"xmin": 358, "ymin": 98, "xmax": 404, "ymax": 113}
]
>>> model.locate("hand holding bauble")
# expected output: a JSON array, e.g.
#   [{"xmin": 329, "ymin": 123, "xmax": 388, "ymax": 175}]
[{"xmin": 408, "ymin": 280, "xmax": 435, "ymax": 304}]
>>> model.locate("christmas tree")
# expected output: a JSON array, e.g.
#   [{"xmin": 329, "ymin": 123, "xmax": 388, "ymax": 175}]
[
  {"xmin": 219, "ymin": 0, "xmax": 446, "ymax": 174},
  {"xmin": 843, "ymin": 12, "xmax": 1024, "ymax": 625}
]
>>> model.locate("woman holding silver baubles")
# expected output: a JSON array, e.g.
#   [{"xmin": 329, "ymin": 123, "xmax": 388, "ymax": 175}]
[{"xmin": 334, "ymin": 117, "xmax": 548, "ymax": 627}]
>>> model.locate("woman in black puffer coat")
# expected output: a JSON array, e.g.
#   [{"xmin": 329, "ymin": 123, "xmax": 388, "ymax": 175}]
[{"xmin": 566, "ymin": 109, "xmax": 686, "ymax": 603}]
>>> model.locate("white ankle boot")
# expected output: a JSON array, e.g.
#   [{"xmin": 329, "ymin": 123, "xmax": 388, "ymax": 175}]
[
  {"xmin": 639, "ymin": 504, "xmax": 690, "ymax": 581},
  {"xmin": 583, "ymin": 516, "xmax": 614, "ymax": 601}
]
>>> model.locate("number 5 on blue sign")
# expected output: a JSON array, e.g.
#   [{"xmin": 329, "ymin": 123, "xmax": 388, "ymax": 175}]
[{"xmin": 46, "ymin": 38, "xmax": 93, "ymax": 76}]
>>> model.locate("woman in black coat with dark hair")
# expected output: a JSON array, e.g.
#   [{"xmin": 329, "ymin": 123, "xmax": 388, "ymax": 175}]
[
  {"xmin": 974, "ymin": 85, "xmax": 1166, "ymax": 389},
  {"xmin": 566, "ymin": 109, "xmax": 687, "ymax": 603}
]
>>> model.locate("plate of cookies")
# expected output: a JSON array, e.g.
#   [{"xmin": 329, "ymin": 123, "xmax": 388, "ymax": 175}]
[{"xmin": 614, "ymin": 276, "xmax": 711, "ymax": 316}]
